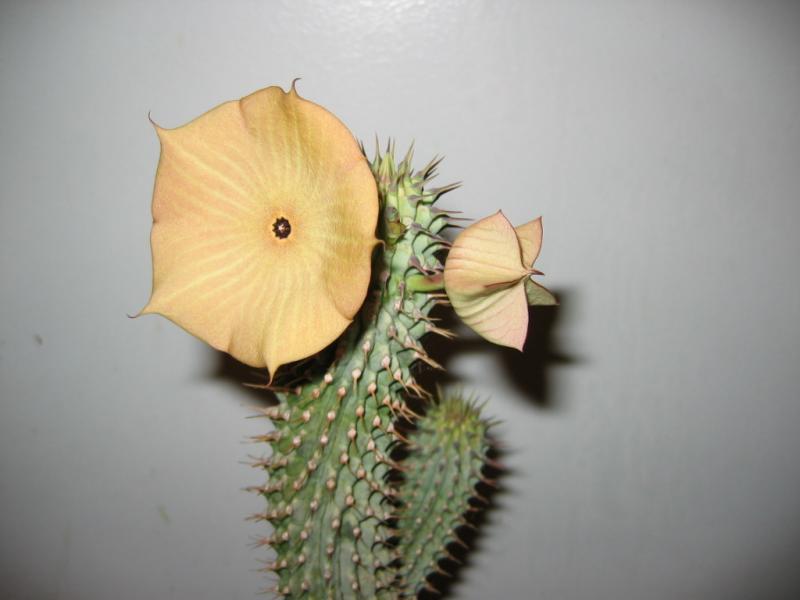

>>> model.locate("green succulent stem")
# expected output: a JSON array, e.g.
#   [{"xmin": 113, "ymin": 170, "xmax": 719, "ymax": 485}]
[
  {"xmin": 397, "ymin": 393, "xmax": 493, "ymax": 597},
  {"xmin": 252, "ymin": 144, "xmax": 492, "ymax": 599}
]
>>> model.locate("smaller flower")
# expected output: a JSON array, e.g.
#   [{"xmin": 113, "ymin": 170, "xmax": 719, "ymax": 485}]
[{"xmin": 443, "ymin": 211, "xmax": 555, "ymax": 350}]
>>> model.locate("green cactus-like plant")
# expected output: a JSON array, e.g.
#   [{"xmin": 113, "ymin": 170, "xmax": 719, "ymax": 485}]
[{"xmin": 140, "ymin": 84, "xmax": 555, "ymax": 598}]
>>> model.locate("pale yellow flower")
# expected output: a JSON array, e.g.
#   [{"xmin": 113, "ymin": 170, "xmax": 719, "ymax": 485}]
[
  {"xmin": 141, "ymin": 84, "xmax": 378, "ymax": 376},
  {"xmin": 443, "ymin": 211, "xmax": 555, "ymax": 350}
]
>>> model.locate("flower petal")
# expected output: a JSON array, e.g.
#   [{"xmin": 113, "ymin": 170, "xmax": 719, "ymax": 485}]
[
  {"xmin": 142, "ymin": 85, "xmax": 378, "ymax": 375},
  {"xmin": 514, "ymin": 216, "xmax": 543, "ymax": 268},
  {"xmin": 443, "ymin": 211, "xmax": 528, "ymax": 296},
  {"xmin": 450, "ymin": 279, "xmax": 530, "ymax": 351}
]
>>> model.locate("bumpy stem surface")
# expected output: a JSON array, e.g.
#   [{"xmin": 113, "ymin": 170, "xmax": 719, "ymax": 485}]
[{"xmin": 397, "ymin": 394, "xmax": 493, "ymax": 597}]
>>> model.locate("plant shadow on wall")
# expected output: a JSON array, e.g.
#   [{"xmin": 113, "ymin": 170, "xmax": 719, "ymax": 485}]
[{"xmin": 208, "ymin": 289, "xmax": 577, "ymax": 598}]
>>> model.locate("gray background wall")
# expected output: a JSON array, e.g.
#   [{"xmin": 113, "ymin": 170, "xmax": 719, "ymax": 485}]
[{"xmin": 1, "ymin": 1, "xmax": 799, "ymax": 599}]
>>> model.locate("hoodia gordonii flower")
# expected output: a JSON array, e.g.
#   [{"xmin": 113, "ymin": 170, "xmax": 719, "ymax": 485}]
[
  {"xmin": 443, "ymin": 210, "xmax": 555, "ymax": 350},
  {"xmin": 140, "ymin": 84, "xmax": 379, "ymax": 376}
]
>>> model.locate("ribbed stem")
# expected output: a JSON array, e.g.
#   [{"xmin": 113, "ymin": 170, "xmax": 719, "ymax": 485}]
[{"xmin": 396, "ymin": 394, "xmax": 493, "ymax": 596}]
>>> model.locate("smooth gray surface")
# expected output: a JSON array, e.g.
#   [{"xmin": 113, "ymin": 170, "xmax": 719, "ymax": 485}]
[{"xmin": 2, "ymin": 1, "xmax": 799, "ymax": 599}]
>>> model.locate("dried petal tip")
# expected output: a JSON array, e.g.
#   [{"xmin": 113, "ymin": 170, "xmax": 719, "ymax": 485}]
[
  {"xmin": 443, "ymin": 211, "xmax": 555, "ymax": 350},
  {"xmin": 140, "ymin": 85, "xmax": 379, "ymax": 377}
]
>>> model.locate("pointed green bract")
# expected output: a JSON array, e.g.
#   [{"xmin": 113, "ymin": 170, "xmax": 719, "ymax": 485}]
[{"xmin": 525, "ymin": 278, "xmax": 558, "ymax": 306}]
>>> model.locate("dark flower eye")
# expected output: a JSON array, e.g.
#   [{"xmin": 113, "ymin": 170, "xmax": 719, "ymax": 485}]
[{"xmin": 272, "ymin": 217, "xmax": 292, "ymax": 239}]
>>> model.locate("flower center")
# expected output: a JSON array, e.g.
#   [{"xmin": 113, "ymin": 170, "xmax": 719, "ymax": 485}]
[{"xmin": 272, "ymin": 217, "xmax": 292, "ymax": 239}]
